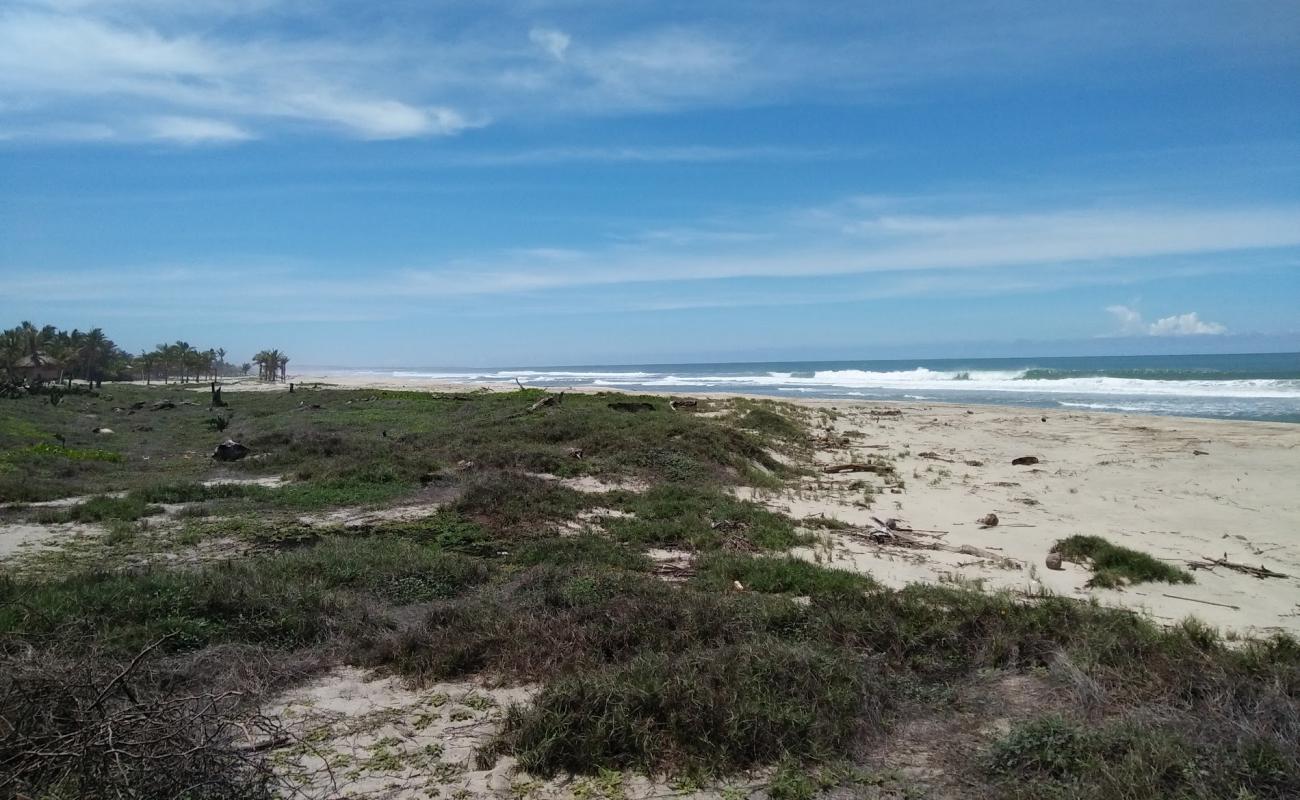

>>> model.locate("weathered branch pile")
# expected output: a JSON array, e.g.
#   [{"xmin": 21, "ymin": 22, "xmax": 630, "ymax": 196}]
[
  {"xmin": 0, "ymin": 639, "xmax": 282, "ymax": 799},
  {"xmin": 842, "ymin": 517, "xmax": 1022, "ymax": 570},
  {"xmin": 1187, "ymin": 555, "xmax": 1289, "ymax": 580}
]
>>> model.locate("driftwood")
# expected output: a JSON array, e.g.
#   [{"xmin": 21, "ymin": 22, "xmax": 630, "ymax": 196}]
[
  {"xmin": 1186, "ymin": 555, "xmax": 1288, "ymax": 580},
  {"xmin": 845, "ymin": 524, "xmax": 1020, "ymax": 570},
  {"xmin": 527, "ymin": 392, "xmax": 564, "ymax": 413},
  {"xmin": 1162, "ymin": 593, "xmax": 1240, "ymax": 610},
  {"xmin": 918, "ymin": 451, "xmax": 955, "ymax": 463},
  {"xmin": 823, "ymin": 462, "xmax": 893, "ymax": 475}
]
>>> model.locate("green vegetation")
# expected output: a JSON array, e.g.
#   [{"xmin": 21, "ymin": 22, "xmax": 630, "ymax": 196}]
[
  {"xmin": 1052, "ymin": 534, "xmax": 1194, "ymax": 588},
  {"xmin": 691, "ymin": 552, "xmax": 877, "ymax": 596},
  {"xmin": 1, "ymin": 380, "xmax": 1296, "ymax": 800},
  {"xmin": 607, "ymin": 485, "xmax": 805, "ymax": 549}
]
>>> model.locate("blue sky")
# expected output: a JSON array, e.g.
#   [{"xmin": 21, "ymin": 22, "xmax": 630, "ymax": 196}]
[{"xmin": 2, "ymin": 0, "xmax": 1298, "ymax": 367}]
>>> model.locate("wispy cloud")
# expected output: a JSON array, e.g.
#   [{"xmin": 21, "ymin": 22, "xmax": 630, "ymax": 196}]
[
  {"xmin": 1106, "ymin": 305, "xmax": 1228, "ymax": 336},
  {"xmin": 8, "ymin": 199, "xmax": 1298, "ymax": 320},
  {"xmin": 148, "ymin": 116, "xmax": 252, "ymax": 143},
  {"xmin": 3, "ymin": 1, "xmax": 1295, "ymax": 144}
]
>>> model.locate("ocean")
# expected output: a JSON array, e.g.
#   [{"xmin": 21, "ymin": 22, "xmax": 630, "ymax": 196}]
[{"xmin": 329, "ymin": 352, "xmax": 1300, "ymax": 423}]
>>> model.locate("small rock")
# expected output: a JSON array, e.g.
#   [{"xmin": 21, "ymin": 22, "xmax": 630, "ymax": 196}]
[
  {"xmin": 211, "ymin": 439, "xmax": 250, "ymax": 462},
  {"xmin": 1045, "ymin": 552, "xmax": 1064, "ymax": 570},
  {"xmin": 92, "ymin": 427, "xmax": 114, "ymax": 435},
  {"xmin": 977, "ymin": 513, "xmax": 999, "ymax": 528},
  {"xmin": 1011, "ymin": 456, "xmax": 1040, "ymax": 466}
]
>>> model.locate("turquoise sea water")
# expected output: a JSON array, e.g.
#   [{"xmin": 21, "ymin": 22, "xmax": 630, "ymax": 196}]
[{"xmin": 331, "ymin": 352, "xmax": 1300, "ymax": 423}]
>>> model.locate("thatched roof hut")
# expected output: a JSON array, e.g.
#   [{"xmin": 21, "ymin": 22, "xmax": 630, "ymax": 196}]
[{"xmin": 11, "ymin": 352, "xmax": 61, "ymax": 382}]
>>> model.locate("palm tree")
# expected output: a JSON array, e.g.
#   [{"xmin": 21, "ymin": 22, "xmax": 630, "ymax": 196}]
[
  {"xmin": 278, "ymin": 353, "xmax": 289, "ymax": 383},
  {"xmin": 77, "ymin": 328, "xmax": 110, "ymax": 387}
]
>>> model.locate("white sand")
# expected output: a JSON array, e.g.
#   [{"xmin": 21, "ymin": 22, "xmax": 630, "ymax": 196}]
[{"xmin": 770, "ymin": 401, "xmax": 1300, "ymax": 638}]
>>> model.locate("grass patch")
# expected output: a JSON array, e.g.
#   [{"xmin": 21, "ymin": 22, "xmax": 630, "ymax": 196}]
[
  {"xmin": 1051, "ymin": 535, "xmax": 1193, "ymax": 588},
  {"xmin": 511, "ymin": 535, "xmax": 653, "ymax": 572},
  {"xmin": 497, "ymin": 640, "xmax": 877, "ymax": 777},
  {"xmin": 986, "ymin": 715, "xmax": 1300, "ymax": 799},
  {"xmin": 0, "ymin": 537, "xmax": 493, "ymax": 654},
  {"xmin": 32, "ymin": 494, "xmax": 161, "ymax": 524},
  {"xmin": 607, "ymin": 485, "xmax": 804, "ymax": 550},
  {"xmin": 692, "ymin": 552, "xmax": 877, "ymax": 596}
]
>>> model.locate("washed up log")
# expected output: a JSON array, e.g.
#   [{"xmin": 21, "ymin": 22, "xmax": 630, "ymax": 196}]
[
  {"xmin": 823, "ymin": 462, "xmax": 893, "ymax": 475},
  {"xmin": 1186, "ymin": 555, "xmax": 1288, "ymax": 579},
  {"xmin": 528, "ymin": 392, "xmax": 564, "ymax": 413},
  {"xmin": 1011, "ymin": 456, "xmax": 1040, "ymax": 466}
]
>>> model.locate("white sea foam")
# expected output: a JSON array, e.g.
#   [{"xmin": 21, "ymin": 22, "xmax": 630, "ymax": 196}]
[{"xmin": 587, "ymin": 368, "xmax": 1300, "ymax": 399}]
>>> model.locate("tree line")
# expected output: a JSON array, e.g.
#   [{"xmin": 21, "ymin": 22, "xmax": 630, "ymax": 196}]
[{"xmin": 1, "ymin": 321, "xmax": 291, "ymax": 387}]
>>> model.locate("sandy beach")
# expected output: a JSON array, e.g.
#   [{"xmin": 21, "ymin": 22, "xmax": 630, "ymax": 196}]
[{"xmin": 242, "ymin": 372, "xmax": 1300, "ymax": 637}]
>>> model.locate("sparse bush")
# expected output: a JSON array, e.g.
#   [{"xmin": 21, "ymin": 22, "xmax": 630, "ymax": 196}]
[{"xmin": 1051, "ymin": 535, "xmax": 1193, "ymax": 588}]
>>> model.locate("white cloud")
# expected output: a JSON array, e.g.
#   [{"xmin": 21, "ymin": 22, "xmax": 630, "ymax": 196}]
[
  {"xmin": 148, "ymin": 115, "xmax": 251, "ymax": 143},
  {"xmin": 3, "ymin": 2, "xmax": 1296, "ymax": 144},
  {"xmin": 529, "ymin": 27, "xmax": 570, "ymax": 61},
  {"xmin": 1107, "ymin": 305, "xmax": 1227, "ymax": 336},
  {"xmin": 1148, "ymin": 312, "xmax": 1227, "ymax": 336}
]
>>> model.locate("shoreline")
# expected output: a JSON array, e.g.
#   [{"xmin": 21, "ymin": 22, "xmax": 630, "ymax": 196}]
[{"xmin": 217, "ymin": 372, "xmax": 1300, "ymax": 637}]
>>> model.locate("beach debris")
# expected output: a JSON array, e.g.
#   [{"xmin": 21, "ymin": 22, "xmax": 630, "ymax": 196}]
[
  {"xmin": 849, "ymin": 522, "xmax": 1019, "ymax": 569},
  {"xmin": 823, "ymin": 462, "xmax": 894, "ymax": 475},
  {"xmin": 567, "ymin": 447, "xmax": 584, "ymax": 459},
  {"xmin": 1045, "ymin": 552, "xmax": 1064, "ymax": 570},
  {"xmin": 733, "ymin": 580, "xmax": 745, "ymax": 592},
  {"xmin": 150, "ymin": 400, "xmax": 175, "ymax": 411},
  {"xmin": 1011, "ymin": 456, "xmax": 1040, "ymax": 466},
  {"xmin": 965, "ymin": 459, "xmax": 984, "ymax": 467},
  {"xmin": 1192, "ymin": 449, "xmax": 1209, "ymax": 456},
  {"xmin": 1186, "ymin": 555, "xmax": 1289, "ymax": 580},
  {"xmin": 1162, "ymin": 593, "xmax": 1239, "ymax": 610},
  {"xmin": 918, "ymin": 451, "xmax": 955, "ymax": 463},
  {"xmin": 211, "ymin": 439, "xmax": 250, "ymax": 462},
  {"xmin": 92, "ymin": 427, "xmax": 114, "ymax": 435},
  {"xmin": 608, "ymin": 401, "xmax": 656, "ymax": 413},
  {"xmin": 456, "ymin": 459, "xmax": 476, "ymax": 471},
  {"xmin": 977, "ymin": 513, "xmax": 999, "ymax": 528},
  {"xmin": 527, "ymin": 392, "xmax": 564, "ymax": 413},
  {"xmin": 669, "ymin": 398, "xmax": 698, "ymax": 411}
]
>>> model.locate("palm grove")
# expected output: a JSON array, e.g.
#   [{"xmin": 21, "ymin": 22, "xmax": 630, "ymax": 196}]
[{"xmin": 1, "ymin": 321, "xmax": 289, "ymax": 386}]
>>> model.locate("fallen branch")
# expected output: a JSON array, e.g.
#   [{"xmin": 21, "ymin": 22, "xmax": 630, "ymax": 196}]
[
  {"xmin": 844, "ymin": 525, "xmax": 1020, "ymax": 569},
  {"xmin": 1162, "ymin": 593, "xmax": 1240, "ymax": 610},
  {"xmin": 1186, "ymin": 555, "xmax": 1289, "ymax": 580},
  {"xmin": 823, "ymin": 462, "xmax": 893, "ymax": 475},
  {"xmin": 527, "ymin": 391, "xmax": 564, "ymax": 413}
]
